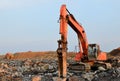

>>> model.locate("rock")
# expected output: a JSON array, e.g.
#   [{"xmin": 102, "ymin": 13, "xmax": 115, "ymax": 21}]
[
  {"xmin": 53, "ymin": 77, "xmax": 61, "ymax": 81},
  {"xmin": 41, "ymin": 59, "xmax": 50, "ymax": 63},
  {"xmin": 32, "ymin": 75, "xmax": 41, "ymax": 81},
  {"xmin": 41, "ymin": 64, "xmax": 49, "ymax": 71},
  {"xmin": 24, "ymin": 59, "xmax": 32, "ymax": 66},
  {"xmin": 81, "ymin": 72, "xmax": 94, "ymax": 81},
  {"xmin": 68, "ymin": 76, "xmax": 79, "ymax": 81},
  {"xmin": 92, "ymin": 67, "xmax": 120, "ymax": 81},
  {"xmin": 41, "ymin": 75, "xmax": 53, "ymax": 81},
  {"xmin": 98, "ymin": 66, "xmax": 106, "ymax": 71},
  {"xmin": 0, "ymin": 68, "xmax": 5, "ymax": 72},
  {"xmin": 68, "ymin": 72, "xmax": 74, "ymax": 76}
]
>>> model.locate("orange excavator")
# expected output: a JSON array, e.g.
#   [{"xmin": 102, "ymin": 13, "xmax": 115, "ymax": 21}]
[{"xmin": 57, "ymin": 4, "xmax": 111, "ymax": 78}]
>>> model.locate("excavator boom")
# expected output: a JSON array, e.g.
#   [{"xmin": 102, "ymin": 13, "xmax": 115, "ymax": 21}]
[{"xmin": 67, "ymin": 13, "xmax": 89, "ymax": 61}]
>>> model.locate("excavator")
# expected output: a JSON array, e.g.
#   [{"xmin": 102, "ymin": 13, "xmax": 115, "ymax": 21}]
[{"xmin": 57, "ymin": 4, "xmax": 111, "ymax": 79}]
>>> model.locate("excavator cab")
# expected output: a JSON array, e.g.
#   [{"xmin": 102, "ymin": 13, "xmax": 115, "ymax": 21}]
[
  {"xmin": 74, "ymin": 44, "xmax": 106, "ymax": 61},
  {"xmin": 88, "ymin": 44, "xmax": 107, "ymax": 61},
  {"xmin": 88, "ymin": 44, "xmax": 100, "ymax": 60}
]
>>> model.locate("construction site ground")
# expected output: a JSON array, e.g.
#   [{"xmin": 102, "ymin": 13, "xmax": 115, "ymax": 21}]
[{"xmin": 0, "ymin": 47, "xmax": 120, "ymax": 81}]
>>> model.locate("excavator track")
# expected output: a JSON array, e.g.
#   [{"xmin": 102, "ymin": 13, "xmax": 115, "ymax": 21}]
[
  {"xmin": 91, "ymin": 61, "xmax": 111, "ymax": 70},
  {"xmin": 68, "ymin": 62, "xmax": 91, "ymax": 72}
]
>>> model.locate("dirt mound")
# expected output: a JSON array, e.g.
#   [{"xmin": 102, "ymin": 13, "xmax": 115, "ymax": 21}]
[
  {"xmin": 5, "ymin": 53, "xmax": 14, "ymax": 59},
  {"xmin": 109, "ymin": 47, "xmax": 120, "ymax": 56},
  {"xmin": 13, "ymin": 51, "xmax": 57, "ymax": 60},
  {"xmin": 11, "ymin": 51, "xmax": 75, "ymax": 60},
  {"xmin": 1, "ymin": 51, "xmax": 75, "ymax": 60}
]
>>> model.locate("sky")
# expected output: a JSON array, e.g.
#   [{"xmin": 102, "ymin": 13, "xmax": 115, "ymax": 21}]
[{"xmin": 0, "ymin": 0, "xmax": 120, "ymax": 54}]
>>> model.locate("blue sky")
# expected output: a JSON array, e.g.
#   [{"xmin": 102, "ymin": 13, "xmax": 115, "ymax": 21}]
[{"xmin": 0, "ymin": 0, "xmax": 120, "ymax": 54}]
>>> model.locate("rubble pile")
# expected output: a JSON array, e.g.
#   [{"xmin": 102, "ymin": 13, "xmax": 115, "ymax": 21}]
[
  {"xmin": 108, "ymin": 47, "xmax": 120, "ymax": 57},
  {"xmin": 0, "ymin": 49, "xmax": 120, "ymax": 81},
  {"xmin": 0, "ymin": 59, "xmax": 58, "ymax": 81},
  {"xmin": 92, "ymin": 67, "xmax": 120, "ymax": 81},
  {"xmin": 0, "ymin": 58, "xmax": 120, "ymax": 81}
]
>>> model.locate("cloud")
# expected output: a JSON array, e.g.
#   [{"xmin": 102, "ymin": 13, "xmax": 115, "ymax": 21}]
[{"xmin": 0, "ymin": 0, "xmax": 47, "ymax": 10}]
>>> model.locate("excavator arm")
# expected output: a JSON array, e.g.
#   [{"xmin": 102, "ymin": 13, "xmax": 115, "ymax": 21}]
[{"xmin": 67, "ymin": 12, "xmax": 89, "ymax": 61}]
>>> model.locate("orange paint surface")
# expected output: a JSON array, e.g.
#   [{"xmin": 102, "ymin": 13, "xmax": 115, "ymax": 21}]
[{"xmin": 97, "ymin": 52, "xmax": 107, "ymax": 61}]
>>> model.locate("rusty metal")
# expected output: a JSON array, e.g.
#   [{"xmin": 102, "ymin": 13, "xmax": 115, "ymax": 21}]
[{"xmin": 57, "ymin": 39, "xmax": 67, "ymax": 78}]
